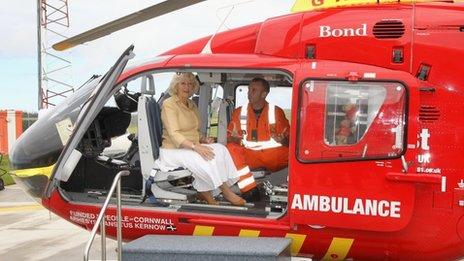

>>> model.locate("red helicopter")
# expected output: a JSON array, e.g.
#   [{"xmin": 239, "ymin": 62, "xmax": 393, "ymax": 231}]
[{"xmin": 9, "ymin": 0, "xmax": 464, "ymax": 259}]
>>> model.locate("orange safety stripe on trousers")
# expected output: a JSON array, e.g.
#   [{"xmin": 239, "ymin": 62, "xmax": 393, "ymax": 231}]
[
  {"xmin": 237, "ymin": 166, "xmax": 251, "ymax": 176},
  {"xmin": 237, "ymin": 172, "xmax": 256, "ymax": 192}
]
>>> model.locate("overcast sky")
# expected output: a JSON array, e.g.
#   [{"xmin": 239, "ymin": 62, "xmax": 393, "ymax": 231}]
[{"xmin": 0, "ymin": 0, "xmax": 294, "ymax": 112}]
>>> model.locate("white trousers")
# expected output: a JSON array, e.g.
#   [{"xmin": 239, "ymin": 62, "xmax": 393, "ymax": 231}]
[{"xmin": 157, "ymin": 143, "xmax": 239, "ymax": 192}]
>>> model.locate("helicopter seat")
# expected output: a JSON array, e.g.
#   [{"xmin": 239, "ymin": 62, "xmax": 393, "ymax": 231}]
[
  {"xmin": 138, "ymin": 91, "xmax": 193, "ymax": 201},
  {"xmin": 215, "ymin": 97, "xmax": 234, "ymax": 145}
]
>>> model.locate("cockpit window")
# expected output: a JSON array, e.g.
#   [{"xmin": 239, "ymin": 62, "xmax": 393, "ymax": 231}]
[
  {"xmin": 9, "ymin": 77, "xmax": 101, "ymax": 170},
  {"xmin": 297, "ymin": 80, "xmax": 406, "ymax": 162}
]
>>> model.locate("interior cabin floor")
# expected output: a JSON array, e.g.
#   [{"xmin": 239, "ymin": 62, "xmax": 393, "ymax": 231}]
[{"xmin": 60, "ymin": 168, "xmax": 288, "ymax": 219}]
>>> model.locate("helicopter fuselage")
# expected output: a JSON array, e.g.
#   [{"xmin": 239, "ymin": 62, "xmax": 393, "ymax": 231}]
[{"xmin": 10, "ymin": 3, "xmax": 464, "ymax": 260}]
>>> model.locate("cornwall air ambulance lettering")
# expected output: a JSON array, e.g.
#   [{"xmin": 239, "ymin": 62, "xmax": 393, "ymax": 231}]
[
  {"xmin": 133, "ymin": 216, "xmax": 175, "ymax": 230},
  {"xmin": 69, "ymin": 210, "xmax": 176, "ymax": 231},
  {"xmin": 291, "ymin": 194, "xmax": 401, "ymax": 218}
]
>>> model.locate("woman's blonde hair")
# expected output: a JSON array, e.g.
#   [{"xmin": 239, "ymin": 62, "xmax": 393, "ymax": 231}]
[{"xmin": 167, "ymin": 72, "xmax": 200, "ymax": 96}]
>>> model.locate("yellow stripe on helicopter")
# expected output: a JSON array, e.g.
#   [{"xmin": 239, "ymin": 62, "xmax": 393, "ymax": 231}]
[
  {"xmin": 291, "ymin": 0, "xmax": 463, "ymax": 13},
  {"xmin": 285, "ymin": 233, "xmax": 307, "ymax": 256},
  {"xmin": 10, "ymin": 164, "xmax": 55, "ymax": 178},
  {"xmin": 193, "ymin": 225, "xmax": 215, "ymax": 236},
  {"xmin": 322, "ymin": 237, "xmax": 354, "ymax": 260}
]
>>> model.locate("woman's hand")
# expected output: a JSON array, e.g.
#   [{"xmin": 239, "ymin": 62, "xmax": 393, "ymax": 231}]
[
  {"xmin": 200, "ymin": 137, "xmax": 215, "ymax": 144},
  {"xmin": 194, "ymin": 144, "xmax": 215, "ymax": 160}
]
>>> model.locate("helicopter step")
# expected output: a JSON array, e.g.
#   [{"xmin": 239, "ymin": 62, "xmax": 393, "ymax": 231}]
[{"xmin": 122, "ymin": 235, "xmax": 292, "ymax": 261}]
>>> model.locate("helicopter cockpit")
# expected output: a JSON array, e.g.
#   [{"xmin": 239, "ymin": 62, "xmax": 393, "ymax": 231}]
[{"xmin": 59, "ymin": 69, "xmax": 293, "ymax": 219}]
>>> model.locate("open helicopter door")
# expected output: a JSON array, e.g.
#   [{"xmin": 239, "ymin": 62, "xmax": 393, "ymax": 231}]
[
  {"xmin": 47, "ymin": 46, "xmax": 134, "ymax": 189},
  {"xmin": 289, "ymin": 66, "xmax": 416, "ymax": 232}
]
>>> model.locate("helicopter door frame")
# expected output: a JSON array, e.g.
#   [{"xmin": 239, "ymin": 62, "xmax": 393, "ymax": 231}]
[
  {"xmin": 47, "ymin": 45, "xmax": 135, "ymax": 190},
  {"xmin": 288, "ymin": 65, "xmax": 416, "ymax": 232}
]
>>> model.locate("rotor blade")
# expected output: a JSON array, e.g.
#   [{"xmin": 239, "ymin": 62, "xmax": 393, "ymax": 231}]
[{"xmin": 52, "ymin": 0, "xmax": 206, "ymax": 51}]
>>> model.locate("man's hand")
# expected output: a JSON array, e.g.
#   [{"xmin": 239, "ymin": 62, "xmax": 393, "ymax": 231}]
[
  {"xmin": 271, "ymin": 127, "xmax": 289, "ymax": 146},
  {"xmin": 228, "ymin": 136, "xmax": 242, "ymax": 144},
  {"xmin": 271, "ymin": 133, "xmax": 285, "ymax": 143},
  {"xmin": 227, "ymin": 122, "xmax": 243, "ymax": 144}
]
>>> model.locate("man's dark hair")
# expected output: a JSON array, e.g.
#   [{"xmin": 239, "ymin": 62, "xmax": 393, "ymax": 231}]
[{"xmin": 251, "ymin": 77, "xmax": 270, "ymax": 93}]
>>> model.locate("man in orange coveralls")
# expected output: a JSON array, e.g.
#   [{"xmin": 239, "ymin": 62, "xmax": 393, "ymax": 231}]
[{"xmin": 227, "ymin": 77, "xmax": 290, "ymax": 201}]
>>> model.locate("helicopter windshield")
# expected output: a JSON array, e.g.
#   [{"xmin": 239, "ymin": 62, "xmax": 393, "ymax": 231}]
[
  {"xmin": 52, "ymin": 45, "xmax": 135, "ymax": 182},
  {"xmin": 9, "ymin": 76, "xmax": 102, "ymax": 170}
]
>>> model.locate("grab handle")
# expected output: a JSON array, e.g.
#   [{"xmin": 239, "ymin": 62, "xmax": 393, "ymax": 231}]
[{"xmin": 386, "ymin": 172, "xmax": 441, "ymax": 184}]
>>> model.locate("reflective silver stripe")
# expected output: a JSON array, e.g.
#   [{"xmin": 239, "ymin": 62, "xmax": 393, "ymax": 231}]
[
  {"xmin": 240, "ymin": 104, "xmax": 248, "ymax": 118},
  {"xmin": 268, "ymin": 104, "xmax": 276, "ymax": 124},
  {"xmin": 240, "ymin": 104, "xmax": 248, "ymax": 142},
  {"xmin": 240, "ymin": 104, "xmax": 248, "ymax": 130},
  {"xmin": 237, "ymin": 175, "xmax": 255, "ymax": 189},
  {"xmin": 237, "ymin": 166, "xmax": 251, "ymax": 176},
  {"xmin": 239, "ymin": 103, "xmax": 282, "ymax": 150}
]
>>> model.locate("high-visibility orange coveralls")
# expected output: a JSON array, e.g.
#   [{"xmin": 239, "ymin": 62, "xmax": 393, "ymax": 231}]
[{"xmin": 226, "ymin": 102, "xmax": 290, "ymax": 193}]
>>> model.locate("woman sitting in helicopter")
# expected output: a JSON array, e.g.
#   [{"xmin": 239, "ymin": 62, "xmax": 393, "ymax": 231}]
[{"xmin": 157, "ymin": 72, "xmax": 246, "ymax": 206}]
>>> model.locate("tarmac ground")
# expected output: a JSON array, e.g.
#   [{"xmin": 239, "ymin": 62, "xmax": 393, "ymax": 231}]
[
  {"xmin": 0, "ymin": 184, "xmax": 313, "ymax": 261},
  {"xmin": 0, "ymin": 184, "xmax": 117, "ymax": 261}
]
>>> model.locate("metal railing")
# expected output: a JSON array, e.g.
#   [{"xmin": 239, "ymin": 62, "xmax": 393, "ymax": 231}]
[{"xmin": 84, "ymin": 170, "xmax": 130, "ymax": 261}]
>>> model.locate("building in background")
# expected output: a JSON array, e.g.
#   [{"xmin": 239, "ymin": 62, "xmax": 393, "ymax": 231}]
[
  {"xmin": 0, "ymin": 110, "xmax": 23, "ymax": 154},
  {"xmin": 22, "ymin": 111, "xmax": 38, "ymax": 132}
]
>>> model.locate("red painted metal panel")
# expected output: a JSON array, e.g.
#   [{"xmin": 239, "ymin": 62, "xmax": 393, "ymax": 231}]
[
  {"xmin": 162, "ymin": 23, "xmax": 261, "ymax": 56},
  {"xmin": 210, "ymin": 23, "xmax": 261, "ymax": 54},
  {"xmin": 298, "ymin": 6, "xmax": 412, "ymax": 72},
  {"xmin": 0, "ymin": 111, "xmax": 7, "ymax": 154},
  {"xmin": 255, "ymin": 13, "xmax": 304, "ymax": 58},
  {"xmin": 289, "ymin": 72, "xmax": 415, "ymax": 232},
  {"xmin": 386, "ymin": 172, "xmax": 442, "ymax": 184}
]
